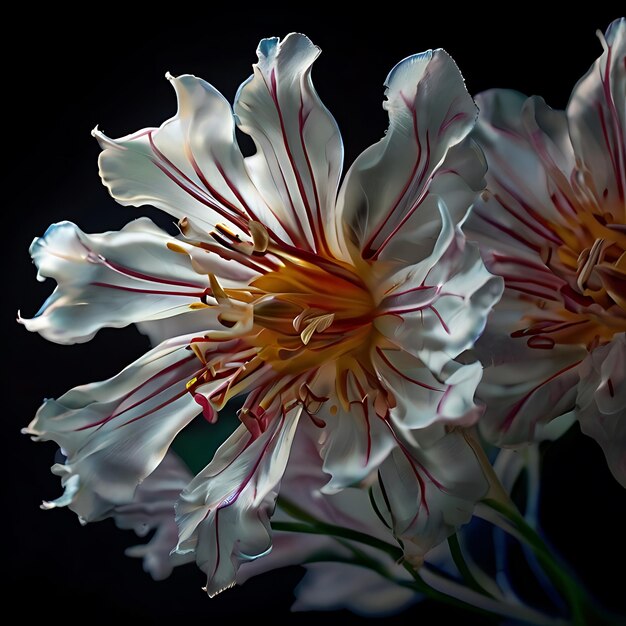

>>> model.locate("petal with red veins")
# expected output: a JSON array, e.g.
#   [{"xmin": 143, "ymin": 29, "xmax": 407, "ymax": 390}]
[
  {"xmin": 567, "ymin": 18, "xmax": 626, "ymax": 214},
  {"xmin": 175, "ymin": 408, "xmax": 301, "ymax": 597},
  {"xmin": 316, "ymin": 394, "xmax": 395, "ymax": 494},
  {"xmin": 375, "ymin": 204, "xmax": 503, "ymax": 370},
  {"xmin": 372, "ymin": 425, "xmax": 488, "ymax": 565},
  {"xmin": 374, "ymin": 347, "xmax": 482, "ymax": 430},
  {"xmin": 238, "ymin": 425, "xmax": 436, "ymax": 616},
  {"xmin": 337, "ymin": 49, "xmax": 483, "ymax": 265},
  {"xmin": 24, "ymin": 336, "xmax": 203, "ymax": 521},
  {"xmin": 95, "ymin": 74, "xmax": 290, "ymax": 243},
  {"xmin": 466, "ymin": 89, "xmax": 573, "ymax": 261},
  {"xmin": 20, "ymin": 218, "xmax": 232, "ymax": 344},
  {"xmin": 235, "ymin": 33, "xmax": 343, "ymax": 255},
  {"xmin": 577, "ymin": 333, "xmax": 626, "ymax": 487},
  {"xmin": 477, "ymin": 329, "xmax": 584, "ymax": 446}
]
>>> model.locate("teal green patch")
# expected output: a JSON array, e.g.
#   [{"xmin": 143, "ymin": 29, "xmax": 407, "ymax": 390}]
[{"xmin": 172, "ymin": 406, "xmax": 240, "ymax": 474}]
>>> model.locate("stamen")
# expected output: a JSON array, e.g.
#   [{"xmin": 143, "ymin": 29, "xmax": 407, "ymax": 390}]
[
  {"xmin": 576, "ymin": 237, "xmax": 606, "ymax": 292},
  {"xmin": 249, "ymin": 220, "xmax": 269, "ymax": 253},
  {"xmin": 300, "ymin": 313, "xmax": 335, "ymax": 345}
]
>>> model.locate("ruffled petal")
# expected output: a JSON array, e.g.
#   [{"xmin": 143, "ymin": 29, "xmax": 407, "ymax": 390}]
[
  {"xmin": 375, "ymin": 201, "xmax": 503, "ymax": 371},
  {"xmin": 337, "ymin": 48, "xmax": 483, "ymax": 264},
  {"xmin": 95, "ymin": 73, "xmax": 290, "ymax": 243},
  {"xmin": 24, "ymin": 336, "xmax": 202, "ymax": 520},
  {"xmin": 567, "ymin": 18, "xmax": 626, "ymax": 215},
  {"xmin": 113, "ymin": 451, "xmax": 193, "ymax": 580},
  {"xmin": 577, "ymin": 333, "xmax": 626, "ymax": 487},
  {"xmin": 467, "ymin": 89, "xmax": 576, "ymax": 260},
  {"xmin": 235, "ymin": 33, "xmax": 343, "ymax": 254},
  {"xmin": 374, "ymin": 347, "xmax": 483, "ymax": 430},
  {"xmin": 372, "ymin": 425, "xmax": 488, "ymax": 566},
  {"xmin": 175, "ymin": 408, "xmax": 301, "ymax": 596},
  {"xmin": 20, "ymin": 218, "xmax": 232, "ymax": 344}
]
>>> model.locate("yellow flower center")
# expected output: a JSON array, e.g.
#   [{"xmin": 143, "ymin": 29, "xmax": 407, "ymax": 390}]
[
  {"xmin": 179, "ymin": 226, "xmax": 390, "ymax": 424},
  {"xmin": 516, "ymin": 203, "xmax": 626, "ymax": 350},
  {"xmin": 250, "ymin": 254, "xmax": 375, "ymax": 376}
]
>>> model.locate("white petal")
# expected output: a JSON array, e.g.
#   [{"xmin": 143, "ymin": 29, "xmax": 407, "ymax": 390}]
[
  {"xmin": 371, "ymin": 425, "xmax": 488, "ymax": 565},
  {"xmin": 137, "ymin": 312, "xmax": 218, "ymax": 346},
  {"xmin": 577, "ymin": 334, "xmax": 626, "ymax": 487},
  {"xmin": 337, "ymin": 49, "xmax": 482, "ymax": 265},
  {"xmin": 95, "ymin": 74, "xmax": 290, "ymax": 243},
  {"xmin": 476, "ymin": 293, "xmax": 587, "ymax": 446},
  {"xmin": 374, "ymin": 347, "xmax": 483, "ymax": 429},
  {"xmin": 375, "ymin": 202, "xmax": 503, "ymax": 369},
  {"xmin": 316, "ymin": 394, "xmax": 395, "ymax": 494},
  {"xmin": 175, "ymin": 408, "xmax": 301, "ymax": 596},
  {"xmin": 24, "ymin": 337, "xmax": 202, "ymax": 520},
  {"xmin": 235, "ymin": 33, "xmax": 343, "ymax": 254},
  {"xmin": 567, "ymin": 18, "xmax": 626, "ymax": 215},
  {"xmin": 114, "ymin": 452, "xmax": 194, "ymax": 580},
  {"xmin": 20, "ymin": 219, "xmax": 221, "ymax": 344},
  {"xmin": 466, "ymin": 89, "xmax": 576, "ymax": 260}
]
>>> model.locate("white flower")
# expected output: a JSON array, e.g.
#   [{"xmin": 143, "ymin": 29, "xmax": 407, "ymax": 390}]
[
  {"xmin": 466, "ymin": 19, "xmax": 626, "ymax": 485},
  {"xmin": 23, "ymin": 34, "xmax": 501, "ymax": 595}
]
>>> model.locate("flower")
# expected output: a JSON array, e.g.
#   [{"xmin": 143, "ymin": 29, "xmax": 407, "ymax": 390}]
[
  {"xmin": 466, "ymin": 19, "xmax": 626, "ymax": 485},
  {"xmin": 23, "ymin": 34, "xmax": 501, "ymax": 595},
  {"xmin": 95, "ymin": 425, "xmax": 455, "ymax": 615}
]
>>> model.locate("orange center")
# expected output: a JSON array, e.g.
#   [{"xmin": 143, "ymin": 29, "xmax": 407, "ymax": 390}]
[
  {"xmin": 250, "ymin": 254, "xmax": 376, "ymax": 377},
  {"xmin": 517, "ymin": 204, "xmax": 626, "ymax": 350}
]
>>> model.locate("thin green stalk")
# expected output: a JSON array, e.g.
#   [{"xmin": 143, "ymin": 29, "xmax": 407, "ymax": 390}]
[
  {"xmin": 447, "ymin": 533, "xmax": 495, "ymax": 598},
  {"xmin": 271, "ymin": 520, "xmax": 403, "ymax": 560},
  {"xmin": 482, "ymin": 498, "xmax": 612, "ymax": 626},
  {"xmin": 273, "ymin": 517, "xmax": 561, "ymax": 624}
]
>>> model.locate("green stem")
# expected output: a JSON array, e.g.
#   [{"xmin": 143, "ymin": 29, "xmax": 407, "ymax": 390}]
[
  {"xmin": 447, "ymin": 533, "xmax": 494, "ymax": 598},
  {"xmin": 482, "ymin": 498, "xmax": 611, "ymax": 626},
  {"xmin": 273, "ymin": 517, "xmax": 561, "ymax": 625},
  {"xmin": 271, "ymin": 520, "xmax": 402, "ymax": 561}
]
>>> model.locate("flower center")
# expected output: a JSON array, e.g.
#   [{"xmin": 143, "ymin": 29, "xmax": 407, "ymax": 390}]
[
  {"xmin": 514, "ymin": 206, "xmax": 626, "ymax": 350},
  {"xmin": 181, "ymin": 228, "xmax": 383, "ymax": 425},
  {"xmin": 249, "ymin": 254, "xmax": 376, "ymax": 376}
]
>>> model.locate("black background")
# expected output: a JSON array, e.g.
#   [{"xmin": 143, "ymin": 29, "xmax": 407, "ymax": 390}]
[{"xmin": 5, "ymin": 8, "xmax": 625, "ymax": 624}]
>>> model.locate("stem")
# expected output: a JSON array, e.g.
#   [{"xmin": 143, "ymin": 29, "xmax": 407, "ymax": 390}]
[
  {"xmin": 521, "ymin": 446, "xmax": 568, "ymax": 612},
  {"xmin": 467, "ymin": 431, "xmax": 615, "ymax": 623},
  {"xmin": 447, "ymin": 533, "xmax": 494, "ymax": 598},
  {"xmin": 418, "ymin": 565, "xmax": 567, "ymax": 626},
  {"xmin": 273, "ymin": 517, "xmax": 564, "ymax": 625},
  {"xmin": 272, "ymin": 520, "xmax": 403, "ymax": 561},
  {"xmin": 463, "ymin": 428, "xmax": 516, "ymax": 508},
  {"xmin": 482, "ymin": 498, "xmax": 609, "ymax": 626}
]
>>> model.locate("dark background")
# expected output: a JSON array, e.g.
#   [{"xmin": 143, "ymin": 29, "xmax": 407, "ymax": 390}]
[{"xmin": 5, "ymin": 9, "xmax": 625, "ymax": 623}]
